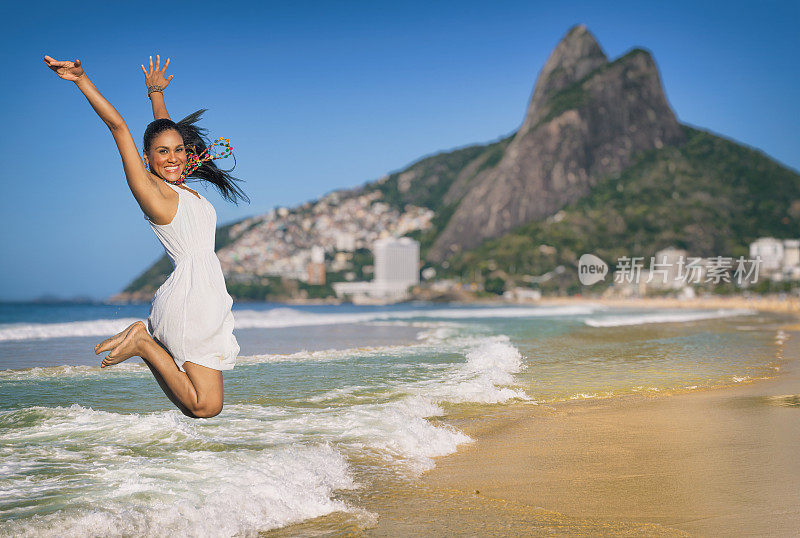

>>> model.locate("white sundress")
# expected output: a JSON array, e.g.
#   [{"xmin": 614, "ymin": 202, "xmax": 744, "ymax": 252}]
[{"xmin": 144, "ymin": 181, "xmax": 239, "ymax": 372}]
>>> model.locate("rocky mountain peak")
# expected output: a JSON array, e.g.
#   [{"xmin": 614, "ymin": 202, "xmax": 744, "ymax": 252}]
[
  {"xmin": 428, "ymin": 27, "xmax": 684, "ymax": 263},
  {"xmin": 521, "ymin": 24, "xmax": 608, "ymax": 132}
]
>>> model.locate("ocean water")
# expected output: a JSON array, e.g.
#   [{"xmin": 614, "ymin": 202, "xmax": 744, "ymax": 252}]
[{"xmin": 0, "ymin": 301, "xmax": 788, "ymax": 536}]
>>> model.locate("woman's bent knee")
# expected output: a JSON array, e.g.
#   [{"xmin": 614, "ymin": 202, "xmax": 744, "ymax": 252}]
[{"xmin": 191, "ymin": 401, "xmax": 223, "ymax": 419}]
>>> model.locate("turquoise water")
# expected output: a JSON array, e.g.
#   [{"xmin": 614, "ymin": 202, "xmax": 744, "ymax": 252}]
[{"xmin": 0, "ymin": 301, "xmax": 786, "ymax": 536}]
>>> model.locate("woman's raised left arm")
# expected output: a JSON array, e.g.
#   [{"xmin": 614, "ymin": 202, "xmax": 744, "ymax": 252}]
[{"xmin": 142, "ymin": 54, "xmax": 173, "ymax": 120}]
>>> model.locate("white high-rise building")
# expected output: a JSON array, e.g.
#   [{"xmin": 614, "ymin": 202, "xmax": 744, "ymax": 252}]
[
  {"xmin": 374, "ymin": 237, "xmax": 419, "ymax": 285},
  {"xmin": 332, "ymin": 237, "xmax": 420, "ymax": 304}
]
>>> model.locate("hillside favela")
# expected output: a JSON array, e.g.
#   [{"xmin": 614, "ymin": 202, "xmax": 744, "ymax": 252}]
[{"xmin": 115, "ymin": 25, "xmax": 800, "ymax": 309}]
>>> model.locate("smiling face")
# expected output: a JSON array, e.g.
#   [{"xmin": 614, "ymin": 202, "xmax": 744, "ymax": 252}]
[{"xmin": 144, "ymin": 128, "xmax": 187, "ymax": 182}]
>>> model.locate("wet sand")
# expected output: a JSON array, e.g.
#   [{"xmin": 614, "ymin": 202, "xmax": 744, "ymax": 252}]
[
  {"xmin": 538, "ymin": 294, "xmax": 800, "ymax": 315},
  {"xmin": 361, "ymin": 328, "xmax": 800, "ymax": 536}
]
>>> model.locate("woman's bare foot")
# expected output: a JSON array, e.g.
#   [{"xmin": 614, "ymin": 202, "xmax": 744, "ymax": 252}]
[
  {"xmin": 95, "ymin": 321, "xmax": 143, "ymax": 355},
  {"xmin": 101, "ymin": 321, "xmax": 150, "ymax": 368}
]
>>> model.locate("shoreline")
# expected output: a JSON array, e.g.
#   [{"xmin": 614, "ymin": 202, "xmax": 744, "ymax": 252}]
[
  {"xmin": 266, "ymin": 294, "xmax": 800, "ymax": 318},
  {"xmin": 538, "ymin": 294, "xmax": 800, "ymax": 315},
  {"xmin": 363, "ymin": 325, "xmax": 800, "ymax": 536},
  {"xmin": 459, "ymin": 293, "xmax": 800, "ymax": 316},
  {"xmin": 100, "ymin": 291, "xmax": 800, "ymax": 314}
]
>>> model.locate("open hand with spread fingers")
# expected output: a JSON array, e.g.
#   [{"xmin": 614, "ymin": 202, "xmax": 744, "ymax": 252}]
[{"xmin": 142, "ymin": 54, "xmax": 173, "ymax": 91}]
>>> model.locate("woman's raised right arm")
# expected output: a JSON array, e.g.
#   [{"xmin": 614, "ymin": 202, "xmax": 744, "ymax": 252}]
[{"xmin": 43, "ymin": 56, "xmax": 172, "ymax": 222}]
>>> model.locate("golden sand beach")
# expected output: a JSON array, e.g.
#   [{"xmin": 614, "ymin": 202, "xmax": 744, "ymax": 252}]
[
  {"xmin": 541, "ymin": 294, "xmax": 800, "ymax": 316},
  {"xmin": 353, "ymin": 299, "xmax": 800, "ymax": 536}
]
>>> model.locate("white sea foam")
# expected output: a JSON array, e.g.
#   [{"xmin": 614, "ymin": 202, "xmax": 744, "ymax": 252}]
[
  {"xmin": 242, "ymin": 333, "xmax": 530, "ymax": 409},
  {"xmin": 234, "ymin": 304, "xmax": 602, "ymax": 328},
  {"xmin": 0, "ymin": 318, "xmax": 143, "ymax": 342},
  {"xmin": 239, "ymin": 342, "xmax": 424, "ymax": 365},
  {"xmin": 233, "ymin": 334, "xmax": 528, "ymax": 470},
  {"xmin": 408, "ymin": 337, "xmax": 530, "ymax": 405},
  {"xmin": 584, "ymin": 308, "xmax": 755, "ymax": 327},
  {"xmin": 0, "ymin": 395, "xmax": 473, "ymax": 536},
  {"xmin": 241, "ymin": 330, "xmax": 530, "ymax": 407},
  {"xmin": 237, "ymin": 322, "xmax": 458, "ymax": 366},
  {"xmin": 0, "ymin": 304, "xmax": 602, "ymax": 343},
  {"xmin": 0, "ymin": 362, "xmax": 148, "ymax": 380},
  {"xmin": 232, "ymin": 307, "xmax": 387, "ymax": 329},
  {"xmin": 0, "ymin": 406, "xmax": 356, "ymax": 537},
  {"xmin": 271, "ymin": 396, "xmax": 473, "ymax": 475},
  {"xmin": 414, "ymin": 305, "xmax": 602, "ymax": 319}
]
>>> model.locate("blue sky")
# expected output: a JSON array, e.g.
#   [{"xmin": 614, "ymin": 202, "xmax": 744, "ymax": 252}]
[{"xmin": 1, "ymin": 0, "xmax": 798, "ymax": 301}]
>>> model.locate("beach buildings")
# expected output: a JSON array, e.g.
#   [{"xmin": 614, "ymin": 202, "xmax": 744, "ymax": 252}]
[
  {"xmin": 607, "ymin": 238, "xmax": 800, "ymax": 297},
  {"xmin": 750, "ymin": 237, "xmax": 783, "ymax": 273},
  {"xmin": 374, "ymin": 237, "xmax": 420, "ymax": 285},
  {"xmin": 306, "ymin": 246, "xmax": 326, "ymax": 285},
  {"xmin": 503, "ymin": 287, "xmax": 543, "ymax": 302},
  {"xmin": 217, "ymin": 191, "xmax": 433, "ymax": 285},
  {"xmin": 750, "ymin": 237, "xmax": 800, "ymax": 281},
  {"xmin": 333, "ymin": 237, "xmax": 420, "ymax": 303}
]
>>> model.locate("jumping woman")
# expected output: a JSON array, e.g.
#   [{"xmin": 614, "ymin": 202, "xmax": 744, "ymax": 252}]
[{"xmin": 44, "ymin": 55, "xmax": 247, "ymax": 418}]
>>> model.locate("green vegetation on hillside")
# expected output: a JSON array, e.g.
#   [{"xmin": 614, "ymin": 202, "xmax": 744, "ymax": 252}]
[
  {"xmin": 368, "ymin": 136, "xmax": 513, "ymax": 255},
  {"xmin": 368, "ymin": 138, "xmax": 511, "ymax": 213},
  {"xmin": 226, "ymin": 276, "xmax": 340, "ymax": 301},
  {"xmin": 538, "ymin": 84, "xmax": 587, "ymax": 125},
  {"xmin": 442, "ymin": 126, "xmax": 800, "ymax": 291}
]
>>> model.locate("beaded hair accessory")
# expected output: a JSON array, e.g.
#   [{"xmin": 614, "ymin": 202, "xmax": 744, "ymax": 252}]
[{"xmin": 167, "ymin": 137, "xmax": 234, "ymax": 185}]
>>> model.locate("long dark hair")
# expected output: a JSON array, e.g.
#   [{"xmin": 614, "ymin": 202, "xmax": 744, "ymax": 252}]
[{"xmin": 143, "ymin": 110, "xmax": 250, "ymax": 205}]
